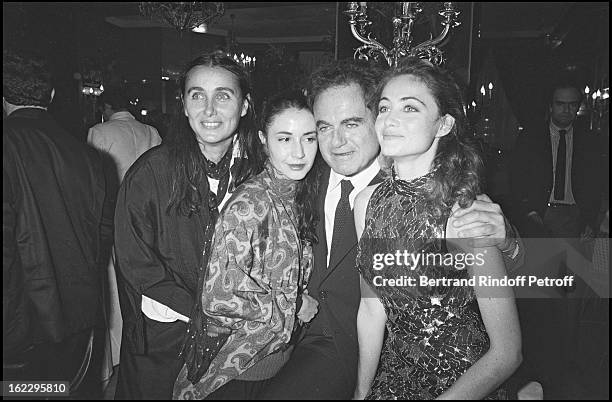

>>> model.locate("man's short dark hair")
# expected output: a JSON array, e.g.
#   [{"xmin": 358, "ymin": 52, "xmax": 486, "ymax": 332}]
[
  {"xmin": 548, "ymin": 75, "xmax": 583, "ymax": 104},
  {"xmin": 307, "ymin": 59, "xmax": 385, "ymax": 111},
  {"xmin": 99, "ymin": 88, "xmax": 130, "ymax": 111},
  {"xmin": 3, "ymin": 50, "xmax": 53, "ymax": 108}
]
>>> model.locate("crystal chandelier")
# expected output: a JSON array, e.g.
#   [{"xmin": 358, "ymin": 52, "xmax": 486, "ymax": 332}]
[
  {"xmin": 226, "ymin": 14, "xmax": 256, "ymax": 70},
  {"xmin": 344, "ymin": 2, "xmax": 460, "ymax": 67},
  {"xmin": 139, "ymin": 2, "xmax": 225, "ymax": 34}
]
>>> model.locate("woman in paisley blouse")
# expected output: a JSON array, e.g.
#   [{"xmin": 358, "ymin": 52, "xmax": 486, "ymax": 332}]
[
  {"xmin": 353, "ymin": 58, "xmax": 522, "ymax": 400},
  {"xmin": 173, "ymin": 91, "xmax": 322, "ymax": 399}
]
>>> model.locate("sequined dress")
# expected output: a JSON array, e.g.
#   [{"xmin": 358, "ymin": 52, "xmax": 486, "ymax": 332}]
[{"xmin": 356, "ymin": 171, "xmax": 507, "ymax": 400}]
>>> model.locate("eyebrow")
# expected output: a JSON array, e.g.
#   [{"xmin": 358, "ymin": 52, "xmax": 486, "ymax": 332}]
[
  {"xmin": 186, "ymin": 86, "xmax": 236, "ymax": 94},
  {"xmin": 274, "ymin": 130, "xmax": 317, "ymax": 136},
  {"xmin": 379, "ymin": 96, "xmax": 426, "ymax": 107}
]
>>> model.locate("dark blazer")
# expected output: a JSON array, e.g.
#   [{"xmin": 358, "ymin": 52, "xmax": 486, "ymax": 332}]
[
  {"xmin": 511, "ymin": 120, "xmax": 603, "ymax": 232},
  {"xmin": 304, "ymin": 165, "xmax": 386, "ymax": 391},
  {"xmin": 113, "ymin": 144, "xmax": 212, "ymax": 354},
  {"xmin": 3, "ymin": 108, "xmax": 109, "ymax": 358}
]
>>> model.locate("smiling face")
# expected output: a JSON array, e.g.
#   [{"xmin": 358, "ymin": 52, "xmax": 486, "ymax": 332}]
[
  {"xmin": 313, "ymin": 84, "xmax": 380, "ymax": 177},
  {"xmin": 182, "ymin": 65, "xmax": 248, "ymax": 150},
  {"xmin": 259, "ymin": 108, "xmax": 318, "ymax": 181},
  {"xmin": 375, "ymin": 74, "xmax": 453, "ymax": 162}
]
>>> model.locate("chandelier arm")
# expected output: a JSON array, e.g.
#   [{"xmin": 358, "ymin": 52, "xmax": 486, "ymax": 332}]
[
  {"xmin": 411, "ymin": 23, "xmax": 451, "ymax": 52},
  {"xmin": 349, "ymin": 23, "xmax": 390, "ymax": 61}
]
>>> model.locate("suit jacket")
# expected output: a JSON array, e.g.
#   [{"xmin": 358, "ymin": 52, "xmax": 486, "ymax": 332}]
[
  {"xmin": 304, "ymin": 165, "xmax": 386, "ymax": 390},
  {"xmin": 3, "ymin": 108, "xmax": 109, "ymax": 357},
  {"xmin": 511, "ymin": 120, "xmax": 603, "ymax": 232}
]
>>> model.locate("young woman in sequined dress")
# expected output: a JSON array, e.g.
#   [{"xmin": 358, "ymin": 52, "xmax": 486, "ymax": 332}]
[{"xmin": 353, "ymin": 58, "xmax": 522, "ymax": 400}]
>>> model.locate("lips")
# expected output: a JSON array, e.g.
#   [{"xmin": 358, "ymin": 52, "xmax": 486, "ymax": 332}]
[
  {"xmin": 332, "ymin": 151, "xmax": 354, "ymax": 158},
  {"xmin": 288, "ymin": 163, "xmax": 306, "ymax": 170}
]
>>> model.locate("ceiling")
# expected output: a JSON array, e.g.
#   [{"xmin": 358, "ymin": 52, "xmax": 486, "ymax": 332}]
[{"xmin": 94, "ymin": 2, "xmax": 577, "ymax": 43}]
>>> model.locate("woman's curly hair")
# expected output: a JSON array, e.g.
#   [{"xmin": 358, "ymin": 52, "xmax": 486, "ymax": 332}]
[{"xmin": 375, "ymin": 57, "xmax": 483, "ymax": 218}]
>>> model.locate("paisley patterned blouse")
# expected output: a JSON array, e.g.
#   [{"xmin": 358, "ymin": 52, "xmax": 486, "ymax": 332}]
[{"xmin": 173, "ymin": 163, "xmax": 313, "ymax": 399}]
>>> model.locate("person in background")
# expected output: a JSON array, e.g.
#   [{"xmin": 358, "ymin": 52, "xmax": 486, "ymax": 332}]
[
  {"xmin": 87, "ymin": 87, "xmax": 162, "ymax": 388},
  {"xmin": 3, "ymin": 49, "xmax": 111, "ymax": 397}
]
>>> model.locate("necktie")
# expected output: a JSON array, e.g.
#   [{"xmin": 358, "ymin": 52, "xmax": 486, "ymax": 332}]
[
  {"xmin": 554, "ymin": 129, "xmax": 566, "ymax": 201},
  {"xmin": 329, "ymin": 179, "xmax": 356, "ymax": 268}
]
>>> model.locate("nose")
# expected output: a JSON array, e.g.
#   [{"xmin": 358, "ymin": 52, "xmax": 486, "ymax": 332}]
[
  {"xmin": 292, "ymin": 139, "xmax": 305, "ymax": 159},
  {"xmin": 330, "ymin": 127, "xmax": 347, "ymax": 148},
  {"xmin": 383, "ymin": 111, "xmax": 399, "ymax": 128},
  {"xmin": 204, "ymin": 99, "xmax": 216, "ymax": 116}
]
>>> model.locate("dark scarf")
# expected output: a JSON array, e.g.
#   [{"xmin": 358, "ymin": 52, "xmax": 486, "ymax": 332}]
[{"xmin": 180, "ymin": 144, "xmax": 235, "ymax": 384}]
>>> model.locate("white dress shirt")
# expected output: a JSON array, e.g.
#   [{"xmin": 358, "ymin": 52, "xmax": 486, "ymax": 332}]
[{"xmin": 325, "ymin": 158, "xmax": 381, "ymax": 267}]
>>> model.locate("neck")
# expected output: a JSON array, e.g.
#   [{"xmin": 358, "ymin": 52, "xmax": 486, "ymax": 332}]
[
  {"xmin": 392, "ymin": 142, "xmax": 437, "ymax": 181},
  {"xmin": 199, "ymin": 137, "xmax": 234, "ymax": 163}
]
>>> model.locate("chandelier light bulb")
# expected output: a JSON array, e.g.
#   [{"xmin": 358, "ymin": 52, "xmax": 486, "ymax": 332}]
[
  {"xmin": 488, "ymin": 82, "xmax": 493, "ymax": 90},
  {"xmin": 480, "ymin": 85, "xmax": 486, "ymax": 96},
  {"xmin": 584, "ymin": 86, "xmax": 590, "ymax": 94}
]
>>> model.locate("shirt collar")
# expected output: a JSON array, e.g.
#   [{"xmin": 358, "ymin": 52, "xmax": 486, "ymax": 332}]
[
  {"xmin": 549, "ymin": 120, "xmax": 573, "ymax": 136},
  {"xmin": 109, "ymin": 111, "xmax": 135, "ymax": 121},
  {"xmin": 328, "ymin": 157, "xmax": 381, "ymax": 194}
]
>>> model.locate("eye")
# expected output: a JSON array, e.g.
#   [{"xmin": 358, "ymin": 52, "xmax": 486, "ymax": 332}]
[
  {"xmin": 378, "ymin": 105, "xmax": 389, "ymax": 113},
  {"xmin": 317, "ymin": 125, "xmax": 330, "ymax": 134},
  {"xmin": 215, "ymin": 92, "xmax": 230, "ymax": 101},
  {"xmin": 345, "ymin": 122, "xmax": 358, "ymax": 129},
  {"xmin": 304, "ymin": 136, "xmax": 317, "ymax": 143},
  {"xmin": 191, "ymin": 92, "xmax": 205, "ymax": 100},
  {"xmin": 277, "ymin": 137, "xmax": 290, "ymax": 143},
  {"xmin": 403, "ymin": 105, "xmax": 418, "ymax": 112}
]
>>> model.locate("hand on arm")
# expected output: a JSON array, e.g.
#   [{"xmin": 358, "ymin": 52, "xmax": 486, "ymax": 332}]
[
  {"xmin": 297, "ymin": 290, "xmax": 319, "ymax": 324},
  {"xmin": 449, "ymin": 194, "xmax": 523, "ymax": 269}
]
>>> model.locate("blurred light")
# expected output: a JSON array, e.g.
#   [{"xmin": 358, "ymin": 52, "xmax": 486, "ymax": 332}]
[
  {"xmin": 161, "ymin": 76, "xmax": 170, "ymax": 81},
  {"xmin": 192, "ymin": 23, "xmax": 208, "ymax": 33},
  {"xmin": 141, "ymin": 79, "xmax": 147, "ymax": 84},
  {"xmin": 100, "ymin": 84, "xmax": 104, "ymax": 91},
  {"xmin": 471, "ymin": 101, "xmax": 476, "ymax": 107},
  {"xmin": 596, "ymin": 89, "xmax": 602, "ymax": 98},
  {"xmin": 141, "ymin": 109, "xmax": 148, "ymax": 116},
  {"xmin": 584, "ymin": 86, "xmax": 590, "ymax": 94},
  {"xmin": 592, "ymin": 92, "xmax": 597, "ymax": 100},
  {"xmin": 498, "ymin": 150, "xmax": 502, "ymax": 154},
  {"xmin": 480, "ymin": 85, "xmax": 486, "ymax": 96},
  {"xmin": 518, "ymin": 126, "xmax": 524, "ymax": 131},
  {"xmin": 488, "ymin": 82, "xmax": 493, "ymax": 90},
  {"xmin": 602, "ymin": 88, "xmax": 609, "ymax": 100}
]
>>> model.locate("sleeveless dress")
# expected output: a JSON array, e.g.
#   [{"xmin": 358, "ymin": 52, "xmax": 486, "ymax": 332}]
[{"xmin": 356, "ymin": 171, "xmax": 507, "ymax": 400}]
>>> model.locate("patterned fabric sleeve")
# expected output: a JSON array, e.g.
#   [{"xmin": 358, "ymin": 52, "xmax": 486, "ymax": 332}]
[{"xmin": 202, "ymin": 196, "xmax": 273, "ymax": 328}]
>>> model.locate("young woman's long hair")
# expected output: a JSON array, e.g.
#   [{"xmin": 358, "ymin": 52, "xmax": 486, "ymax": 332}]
[
  {"xmin": 375, "ymin": 57, "xmax": 483, "ymax": 218},
  {"xmin": 166, "ymin": 51, "xmax": 265, "ymax": 216},
  {"xmin": 259, "ymin": 90, "xmax": 323, "ymax": 245}
]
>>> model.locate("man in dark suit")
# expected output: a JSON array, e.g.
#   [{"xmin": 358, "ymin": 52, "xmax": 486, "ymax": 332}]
[
  {"xmin": 510, "ymin": 79, "xmax": 603, "ymax": 399},
  {"xmin": 260, "ymin": 60, "xmax": 523, "ymax": 400},
  {"xmin": 3, "ymin": 50, "xmax": 111, "ymax": 396},
  {"xmin": 512, "ymin": 80, "xmax": 602, "ymax": 238}
]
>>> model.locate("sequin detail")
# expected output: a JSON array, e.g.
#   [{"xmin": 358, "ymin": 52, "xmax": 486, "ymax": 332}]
[{"xmin": 356, "ymin": 172, "xmax": 507, "ymax": 400}]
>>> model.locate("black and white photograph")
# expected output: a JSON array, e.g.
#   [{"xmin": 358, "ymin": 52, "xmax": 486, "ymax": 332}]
[{"xmin": 3, "ymin": 2, "xmax": 609, "ymax": 400}]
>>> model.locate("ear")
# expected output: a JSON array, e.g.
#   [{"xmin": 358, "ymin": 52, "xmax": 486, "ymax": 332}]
[
  {"xmin": 241, "ymin": 94, "xmax": 250, "ymax": 117},
  {"xmin": 436, "ymin": 114, "xmax": 455, "ymax": 138},
  {"xmin": 258, "ymin": 130, "xmax": 266, "ymax": 145},
  {"xmin": 181, "ymin": 94, "xmax": 188, "ymax": 117}
]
